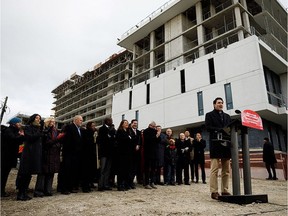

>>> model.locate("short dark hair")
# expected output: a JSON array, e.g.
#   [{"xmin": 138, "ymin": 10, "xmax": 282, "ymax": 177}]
[
  {"xmin": 130, "ymin": 119, "xmax": 138, "ymax": 124},
  {"xmin": 213, "ymin": 97, "xmax": 223, "ymax": 105},
  {"xmin": 264, "ymin": 137, "xmax": 269, "ymax": 142}
]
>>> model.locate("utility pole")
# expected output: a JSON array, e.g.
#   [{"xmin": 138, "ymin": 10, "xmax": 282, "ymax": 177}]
[{"xmin": 0, "ymin": 96, "xmax": 8, "ymax": 124}]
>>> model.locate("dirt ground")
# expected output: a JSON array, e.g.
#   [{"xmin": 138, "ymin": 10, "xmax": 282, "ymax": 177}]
[{"xmin": 1, "ymin": 169, "xmax": 287, "ymax": 216}]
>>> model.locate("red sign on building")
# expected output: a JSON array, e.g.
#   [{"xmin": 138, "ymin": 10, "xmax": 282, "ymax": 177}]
[{"xmin": 241, "ymin": 110, "xmax": 263, "ymax": 130}]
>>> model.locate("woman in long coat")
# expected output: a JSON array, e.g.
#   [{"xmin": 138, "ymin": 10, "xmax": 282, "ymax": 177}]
[
  {"xmin": 17, "ymin": 114, "xmax": 43, "ymax": 201},
  {"xmin": 34, "ymin": 117, "xmax": 61, "ymax": 196},
  {"xmin": 116, "ymin": 119, "xmax": 132, "ymax": 191}
]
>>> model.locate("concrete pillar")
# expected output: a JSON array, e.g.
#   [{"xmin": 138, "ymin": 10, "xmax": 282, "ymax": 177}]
[
  {"xmin": 196, "ymin": 1, "xmax": 205, "ymax": 56},
  {"xmin": 240, "ymin": 0, "xmax": 251, "ymax": 37},
  {"xmin": 132, "ymin": 44, "xmax": 137, "ymax": 81},
  {"xmin": 233, "ymin": 1, "xmax": 244, "ymax": 41}
]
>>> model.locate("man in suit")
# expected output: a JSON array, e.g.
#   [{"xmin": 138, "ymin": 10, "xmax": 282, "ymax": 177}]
[
  {"xmin": 128, "ymin": 119, "xmax": 142, "ymax": 188},
  {"xmin": 205, "ymin": 97, "xmax": 231, "ymax": 200},
  {"xmin": 96, "ymin": 117, "xmax": 116, "ymax": 191},
  {"xmin": 143, "ymin": 121, "xmax": 161, "ymax": 189},
  {"xmin": 61, "ymin": 115, "xmax": 83, "ymax": 194}
]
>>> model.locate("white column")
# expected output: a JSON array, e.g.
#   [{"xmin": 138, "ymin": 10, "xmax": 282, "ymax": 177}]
[
  {"xmin": 150, "ymin": 31, "xmax": 155, "ymax": 78},
  {"xmin": 240, "ymin": 0, "xmax": 251, "ymax": 37},
  {"xmin": 196, "ymin": 1, "xmax": 205, "ymax": 56},
  {"xmin": 233, "ymin": 0, "xmax": 244, "ymax": 41}
]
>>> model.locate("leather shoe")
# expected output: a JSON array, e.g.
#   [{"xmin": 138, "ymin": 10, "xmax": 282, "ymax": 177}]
[
  {"xmin": 61, "ymin": 191, "xmax": 70, "ymax": 195},
  {"xmin": 221, "ymin": 192, "xmax": 231, "ymax": 196},
  {"xmin": 211, "ymin": 192, "xmax": 220, "ymax": 200},
  {"xmin": 104, "ymin": 187, "xmax": 112, "ymax": 191}
]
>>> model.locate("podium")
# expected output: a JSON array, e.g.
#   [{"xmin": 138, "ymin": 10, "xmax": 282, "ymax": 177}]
[{"xmin": 218, "ymin": 110, "xmax": 268, "ymax": 204}]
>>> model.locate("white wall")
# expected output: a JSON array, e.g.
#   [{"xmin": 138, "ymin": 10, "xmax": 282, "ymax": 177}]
[{"xmin": 112, "ymin": 37, "xmax": 276, "ymax": 130}]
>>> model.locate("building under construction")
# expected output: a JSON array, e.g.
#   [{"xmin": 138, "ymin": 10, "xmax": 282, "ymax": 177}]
[
  {"xmin": 51, "ymin": 50, "xmax": 133, "ymax": 127},
  {"xmin": 112, "ymin": 0, "xmax": 287, "ymax": 151}
]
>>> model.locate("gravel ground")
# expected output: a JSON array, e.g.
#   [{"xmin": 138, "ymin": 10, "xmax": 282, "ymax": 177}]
[{"xmin": 1, "ymin": 169, "xmax": 287, "ymax": 216}]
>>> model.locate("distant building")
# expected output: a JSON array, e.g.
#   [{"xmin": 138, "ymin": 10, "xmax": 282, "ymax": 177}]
[
  {"xmin": 112, "ymin": 0, "xmax": 287, "ymax": 151},
  {"xmin": 51, "ymin": 50, "xmax": 133, "ymax": 127}
]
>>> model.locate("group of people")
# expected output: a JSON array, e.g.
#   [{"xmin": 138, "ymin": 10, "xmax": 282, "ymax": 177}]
[
  {"xmin": 1, "ymin": 97, "xmax": 278, "ymax": 201},
  {"xmin": 1, "ymin": 114, "xmax": 207, "ymax": 201}
]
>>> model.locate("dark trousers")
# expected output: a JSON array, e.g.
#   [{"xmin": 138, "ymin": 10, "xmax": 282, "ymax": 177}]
[
  {"xmin": 35, "ymin": 173, "xmax": 54, "ymax": 194},
  {"xmin": 99, "ymin": 157, "xmax": 112, "ymax": 189},
  {"xmin": 190, "ymin": 159, "xmax": 195, "ymax": 181},
  {"xmin": 195, "ymin": 162, "xmax": 206, "ymax": 182},
  {"xmin": 61, "ymin": 153, "xmax": 80, "ymax": 192},
  {"xmin": 164, "ymin": 163, "xmax": 176, "ymax": 184},
  {"xmin": 176, "ymin": 160, "xmax": 189, "ymax": 184},
  {"xmin": 1, "ymin": 165, "xmax": 12, "ymax": 195},
  {"xmin": 17, "ymin": 174, "xmax": 32, "ymax": 195},
  {"xmin": 144, "ymin": 158, "xmax": 156, "ymax": 186},
  {"xmin": 265, "ymin": 162, "xmax": 277, "ymax": 178}
]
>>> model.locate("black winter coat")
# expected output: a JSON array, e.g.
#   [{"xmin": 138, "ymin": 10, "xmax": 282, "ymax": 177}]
[
  {"xmin": 263, "ymin": 141, "xmax": 277, "ymax": 164},
  {"xmin": 97, "ymin": 125, "xmax": 116, "ymax": 158},
  {"xmin": 205, "ymin": 109, "xmax": 231, "ymax": 159},
  {"xmin": 143, "ymin": 127, "xmax": 161, "ymax": 161},
  {"xmin": 193, "ymin": 139, "xmax": 206, "ymax": 164},
  {"xmin": 19, "ymin": 125, "xmax": 43, "ymax": 174},
  {"xmin": 175, "ymin": 139, "xmax": 191, "ymax": 164},
  {"xmin": 1, "ymin": 126, "xmax": 25, "ymax": 168}
]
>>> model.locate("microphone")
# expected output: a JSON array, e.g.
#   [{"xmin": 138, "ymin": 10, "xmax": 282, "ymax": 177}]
[{"xmin": 235, "ymin": 109, "xmax": 241, "ymax": 114}]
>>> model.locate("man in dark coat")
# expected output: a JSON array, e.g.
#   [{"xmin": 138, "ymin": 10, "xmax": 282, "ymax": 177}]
[
  {"xmin": 128, "ymin": 119, "xmax": 142, "ymax": 188},
  {"xmin": 143, "ymin": 121, "xmax": 161, "ymax": 189},
  {"xmin": 17, "ymin": 114, "xmax": 43, "ymax": 201},
  {"xmin": 60, "ymin": 115, "xmax": 83, "ymax": 194},
  {"xmin": 205, "ymin": 97, "xmax": 231, "ymax": 200},
  {"xmin": 1, "ymin": 118, "xmax": 25, "ymax": 197},
  {"xmin": 96, "ymin": 117, "xmax": 116, "ymax": 191},
  {"xmin": 263, "ymin": 137, "xmax": 278, "ymax": 180}
]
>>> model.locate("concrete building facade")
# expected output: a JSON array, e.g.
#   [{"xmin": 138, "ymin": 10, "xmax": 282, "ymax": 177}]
[
  {"xmin": 112, "ymin": 0, "xmax": 287, "ymax": 151},
  {"xmin": 52, "ymin": 50, "xmax": 132, "ymax": 128}
]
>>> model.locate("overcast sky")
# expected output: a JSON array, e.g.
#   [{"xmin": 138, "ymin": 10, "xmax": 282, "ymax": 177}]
[{"xmin": 1, "ymin": 0, "xmax": 287, "ymax": 125}]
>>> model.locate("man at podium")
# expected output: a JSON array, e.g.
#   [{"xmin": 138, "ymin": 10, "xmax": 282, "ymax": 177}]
[{"xmin": 205, "ymin": 97, "xmax": 232, "ymax": 200}]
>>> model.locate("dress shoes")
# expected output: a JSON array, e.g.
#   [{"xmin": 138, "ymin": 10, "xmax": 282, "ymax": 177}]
[
  {"xmin": 185, "ymin": 182, "xmax": 190, "ymax": 185},
  {"xmin": 61, "ymin": 191, "xmax": 71, "ymax": 195},
  {"xmin": 211, "ymin": 192, "xmax": 220, "ymax": 200},
  {"xmin": 17, "ymin": 193, "xmax": 32, "ymax": 201},
  {"xmin": 34, "ymin": 191, "xmax": 44, "ymax": 198},
  {"xmin": 221, "ymin": 192, "xmax": 231, "ymax": 196},
  {"xmin": 1, "ymin": 192, "xmax": 10, "ymax": 197},
  {"xmin": 150, "ymin": 183, "xmax": 157, "ymax": 189},
  {"xmin": 44, "ymin": 192, "xmax": 53, "ymax": 196},
  {"xmin": 144, "ymin": 185, "xmax": 152, "ymax": 189},
  {"xmin": 104, "ymin": 187, "xmax": 112, "ymax": 191}
]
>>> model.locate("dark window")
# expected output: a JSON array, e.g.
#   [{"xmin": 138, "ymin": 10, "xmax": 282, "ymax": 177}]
[
  {"xmin": 224, "ymin": 83, "xmax": 233, "ymax": 110},
  {"xmin": 208, "ymin": 58, "xmax": 215, "ymax": 84},
  {"xmin": 180, "ymin": 69, "xmax": 186, "ymax": 93},
  {"xmin": 129, "ymin": 91, "xmax": 132, "ymax": 110},
  {"xmin": 197, "ymin": 91, "xmax": 204, "ymax": 116},
  {"xmin": 146, "ymin": 83, "xmax": 150, "ymax": 104},
  {"xmin": 135, "ymin": 110, "xmax": 139, "ymax": 121},
  {"xmin": 122, "ymin": 114, "xmax": 125, "ymax": 120}
]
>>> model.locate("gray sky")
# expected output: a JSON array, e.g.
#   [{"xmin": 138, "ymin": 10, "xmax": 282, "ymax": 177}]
[
  {"xmin": 1, "ymin": 0, "xmax": 169, "ymax": 124},
  {"xmin": 1, "ymin": 0, "xmax": 287, "ymax": 124}
]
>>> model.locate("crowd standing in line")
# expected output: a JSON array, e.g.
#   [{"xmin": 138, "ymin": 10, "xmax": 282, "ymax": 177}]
[{"xmin": 4, "ymin": 97, "xmax": 275, "ymax": 201}]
